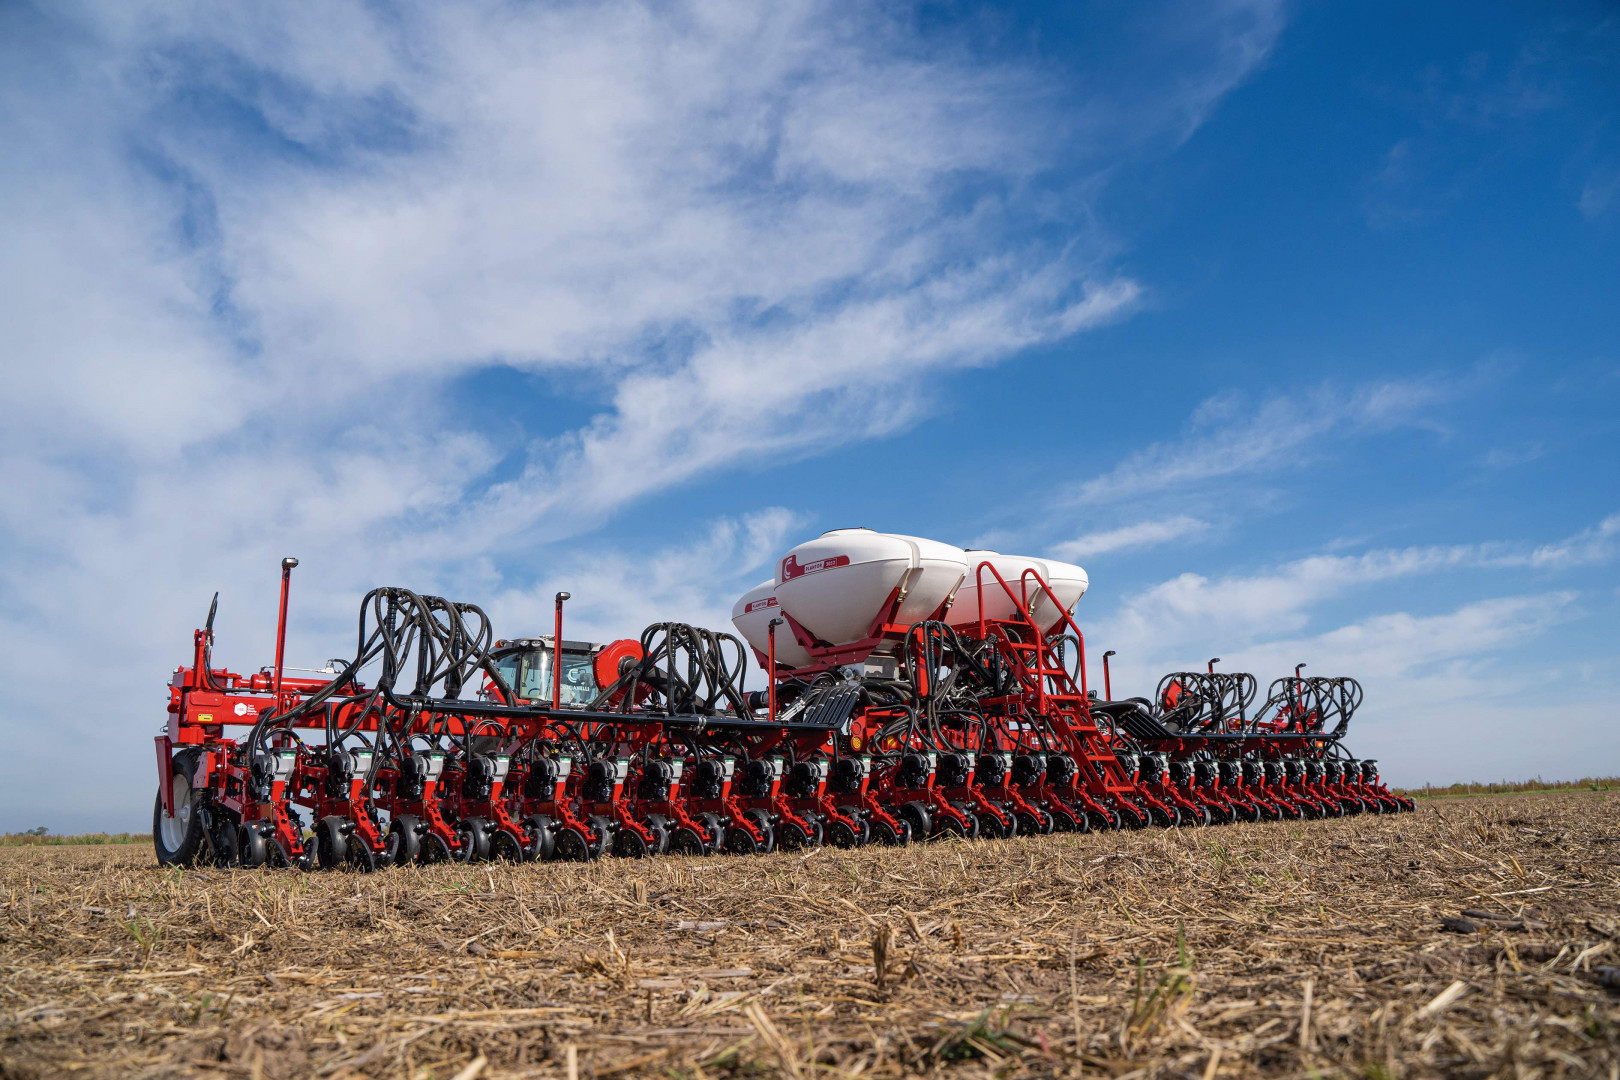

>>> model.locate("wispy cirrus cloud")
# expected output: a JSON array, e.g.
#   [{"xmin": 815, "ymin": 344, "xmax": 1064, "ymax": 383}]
[
  {"xmin": 1049, "ymin": 515, "xmax": 1209, "ymax": 560},
  {"xmin": 1102, "ymin": 511, "xmax": 1617, "ymax": 647},
  {"xmin": 1085, "ymin": 528, "xmax": 1616, "ymax": 786},
  {"xmin": 485, "ymin": 509, "xmax": 803, "ymax": 652},
  {"xmin": 1528, "ymin": 513, "xmax": 1620, "ymax": 569},
  {"xmin": 1214, "ymin": 591, "xmax": 1596, "ymax": 786},
  {"xmin": 1067, "ymin": 376, "xmax": 1462, "ymax": 507},
  {"xmin": 0, "ymin": 0, "xmax": 1289, "ymax": 829}
]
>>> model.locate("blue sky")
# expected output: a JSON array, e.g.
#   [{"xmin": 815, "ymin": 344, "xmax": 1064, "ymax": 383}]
[{"xmin": 2, "ymin": 1, "xmax": 1616, "ymax": 831}]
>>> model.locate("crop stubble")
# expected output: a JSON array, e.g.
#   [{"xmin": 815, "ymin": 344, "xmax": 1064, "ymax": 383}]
[{"xmin": 2, "ymin": 791, "xmax": 1616, "ymax": 1078}]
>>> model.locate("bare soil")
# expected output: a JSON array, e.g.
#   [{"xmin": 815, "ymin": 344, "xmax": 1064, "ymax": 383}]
[{"xmin": 2, "ymin": 791, "xmax": 1616, "ymax": 1079}]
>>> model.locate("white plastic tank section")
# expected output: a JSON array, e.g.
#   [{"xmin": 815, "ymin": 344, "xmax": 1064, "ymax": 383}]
[
  {"xmin": 948, "ymin": 552, "xmax": 1090, "ymax": 634},
  {"xmin": 730, "ymin": 580, "xmax": 813, "ymax": 669},
  {"xmin": 1032, "ymin": 556, "xmax": 1090, "ymax": 632},
  {"xmin": 772, "ymin": 528, "xmax": 969, "ymax": 648}
]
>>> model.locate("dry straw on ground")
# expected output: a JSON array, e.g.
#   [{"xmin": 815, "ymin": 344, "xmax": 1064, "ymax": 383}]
[{"xmin": 2, "ymin": 791, "xmax": 1616, "ymax": 1078}]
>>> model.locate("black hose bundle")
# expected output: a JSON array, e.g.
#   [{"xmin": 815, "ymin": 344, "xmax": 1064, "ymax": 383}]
[
  {"xmin": 1152, "ymin": 671, "xmax": 1257, "ymax": 733},
  {"xmin": 1246, "ymin": 676, "xmax": 1362, "ymax": 736},
  {"xmin": 591, "ymin": 622, "xmax": 751, "ymax": 718},
  {"xmin": 247, "ymin": 588, "xmax": 518, "ymax": 777}
]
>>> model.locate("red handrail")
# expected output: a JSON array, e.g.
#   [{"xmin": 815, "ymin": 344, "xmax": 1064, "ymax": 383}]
[{"xmin": 970, "ymin": 560, "xmax": 1089, "ymax": 698}]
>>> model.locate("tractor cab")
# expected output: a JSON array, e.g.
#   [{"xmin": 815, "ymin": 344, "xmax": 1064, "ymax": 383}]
[{"xmin": 490, "ymin": 638, "xmax": 602, "ymax": 706}]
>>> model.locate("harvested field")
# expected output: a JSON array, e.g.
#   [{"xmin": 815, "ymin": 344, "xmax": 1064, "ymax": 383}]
[{"xmin": 2, "ymin": 792, "xmax": 1616, "ymax": 1079}]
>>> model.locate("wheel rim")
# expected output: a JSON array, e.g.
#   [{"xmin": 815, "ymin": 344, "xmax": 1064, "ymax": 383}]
[
  {"xmin": 159, "ymin": 774, "xmax": 192, "ymax": 850},
  {"xmin": 423, "ymin": 833, "xmax": 452, "ymax": 863},
  {"xmin": 554, "ymin": 829, "xmax": 587, "ymax": 861},
  {"xmin": 347, "ymin": 840, "xmax": 376, "ymax": 872},
  {"xmin": 491, "ymin": 830, "xmax": 525, "ymax": 862}
]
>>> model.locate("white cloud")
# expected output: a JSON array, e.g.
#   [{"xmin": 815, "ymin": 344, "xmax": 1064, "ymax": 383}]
[
  {"xmin": 1527, "ymin": 513, "xmax": 1620, "ymax": 569},
  {"xmin": 0, "ymin": 2, "xmax": 1289, "ymax": 829},
  {"xmin": 1098, "ymin": 512, "xmax": 1617, "ymax": 651},
  {"xmin": 1106, "ymin": 543, "xmax": 1483, "ymax": 646},
  {"xmin": 1229, "ymin": 592, "xmax": 1576, "ymax": 699},
  {"xmin": 1049, "ymin": 515, "xmax": 1208, "ymax": 559},
  {"xmin": 486, "ymin": 509, "xmax": 802, "ymax": 650},
  {"xmin": 1067, "ymin": 376, "xmax": 1460, "ymax": 507},
  {"xmin": 1213, "ymin": 593, "xmax": 1608, "ymax": 787},
  {"xmin": 1082, "ymin": 516, "xmax": 1620, "ymax": 787}
]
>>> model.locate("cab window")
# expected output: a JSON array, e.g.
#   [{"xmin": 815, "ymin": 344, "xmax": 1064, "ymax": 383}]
[{"xmin": 494, "ymin": 648, "xmax": 598, "ymax": 706}]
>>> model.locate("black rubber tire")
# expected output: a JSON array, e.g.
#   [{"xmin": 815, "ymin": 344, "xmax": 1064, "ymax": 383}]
[
  {"xmin": 836, "ymin": 807, "xmax": 870, "ymax": 847},
  {"xmin": 668, "ymin": 827, "xmax": 708, "ymax": 856},
  {"xmin": 346, "ymin": 838, "xmax": 377, "ymax": 872},
  {"xmin": 899, "ymin": 801, "xmax": 932, "ymax": 841},
  {"xmin": 238, "ymin": 824, "xmax": 270, "ymax": 868},
  {"xmin": 388, "ymin": 815, "xmax": 424, "ymax": 866},
  {"xmin": 722, "ymin": 824, "xmax": 759, "ymax": 856},
  {"xmin": 871, "ymin": 817, "xmax": 910, "ymax": 846},
  {"xmin": 645, "ymin": 815, "xmax": 673, "ymax": 855},
  {"xmin": 977, "ymin": 812, "xmax": 1009, "ymax": 839},
  {"xmin": 208, "ymin": 814, "xmax": 239, "ymax": 868},
  {"xmin": 852, "ymin": 815, "xmax": 871, "ymax": 846},
  {"xmin": 827, "ymin": 818, "xmax": 860, "ymax": 848},
  {"xmin": 1049, "ymin": 806, "xmax": 1082, "ymax": 833},
  {"xmin": 454, "ymin": 817, "xmax": 493, "ymax": 863},
  {"xmin": 692, "ymin": 813, "xmax": 723, "ymax": 854},
  {"xmin": 946, "ymin": 803, "xmax": 981, "ymax": 840},
  {"xmin": 552, "ymin": 827, "xmax": 592, "ymax": 862},
  {"xmin": 315, "ymin": 816, "xmax": 352, "ymax": 870},
  {"xmin": 775, "ymin": 819, "xmax": 806, "ymax": 850},
  {"xmin": 774, "ymin": 817, "xmax": 813, "ymax": 851},
  {"xmin": 584, "ymin": 817, "xmax": 612, "ymax": 859},
  {"xmin": 421, "ymin": 831, "xmax": 454, "ymax": 864},
  {"xmin": 523, "ymin": 814, "xmax": 557, "ymax": 861},
  {"xmin": 1088, "ymin": 809, "xmax": 1122, "ymax": 831},
  {"xmin": 613, "ymin": 827, "xmax": 652, "ymax": 858},
  {"xmin": 153, "ymin": 751, "xmax": 206, "ymax": 867},
  {"xmin": 489, "ymin": 829, "xmax": 526, "ymax": 862},
  {"xmin": 744, "ymin": 810, "xmax": 776, "ymax": 855}
]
